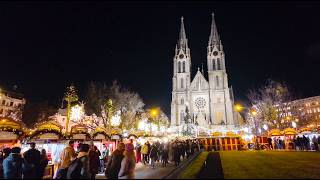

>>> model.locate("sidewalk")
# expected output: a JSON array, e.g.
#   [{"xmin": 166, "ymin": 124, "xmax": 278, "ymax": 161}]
[{"xmin": 96, "ymin": 160, "xmax": 186, "ymax": 179}]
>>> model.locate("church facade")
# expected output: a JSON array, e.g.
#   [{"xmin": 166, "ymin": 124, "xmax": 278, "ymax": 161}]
[{"xmin": 170, "ymin": 13, "xmax": 240, "ymax": 133}]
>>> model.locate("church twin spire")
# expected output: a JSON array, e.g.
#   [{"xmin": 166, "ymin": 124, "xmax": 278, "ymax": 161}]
[
  {"xmin": 176, "ymin": 13, "xmax": 222, "ymax": 56},
  {"xmin": 208, "ymin": 12, "xmax": 222, "ymax": 52},
  {"xmin": 176, "ymin": 16, "xmax": 189, "ymax": 56}
]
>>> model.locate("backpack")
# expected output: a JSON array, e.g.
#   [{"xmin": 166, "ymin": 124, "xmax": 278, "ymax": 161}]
[{"xmin": 67, "ymin": 158, "xmax": 82, "ymax": 179}]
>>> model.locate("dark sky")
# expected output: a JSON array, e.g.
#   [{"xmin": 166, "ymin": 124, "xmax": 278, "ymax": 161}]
[{"xmin": 1, "ymin": 1, "xmax": 320, "ymax": 115}]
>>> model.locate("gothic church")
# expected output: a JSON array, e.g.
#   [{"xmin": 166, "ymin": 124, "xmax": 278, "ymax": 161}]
[{"xmin": 170, "ymin": 13, "xmax": 240, "ymax": 132}]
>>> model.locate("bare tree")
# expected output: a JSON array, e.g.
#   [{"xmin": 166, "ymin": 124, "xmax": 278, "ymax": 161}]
[{"xmin": 247, "ymin": 79, "xmax": 292, "ymax": 131}]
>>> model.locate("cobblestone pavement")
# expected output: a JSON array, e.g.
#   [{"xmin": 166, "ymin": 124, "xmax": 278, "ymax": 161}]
[{"xmin": 96, "ymin": 160, "xmax": 185, "ymax": 179}]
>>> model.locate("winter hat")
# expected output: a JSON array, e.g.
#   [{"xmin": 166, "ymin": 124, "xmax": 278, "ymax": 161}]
[{"xmin": 125, "ymin": 143, "xmax": 134, "ymax": 152}]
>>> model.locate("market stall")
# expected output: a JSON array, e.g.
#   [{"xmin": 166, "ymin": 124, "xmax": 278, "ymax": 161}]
[
  {"xmin": 92, "ymin": 127, "xmax": 112, "ymax": 156},
  {"xmin": 23, "ymin": 120, "xmax": 66, "ymax": 179},
  {"xmin": 200, "ymin": 131, "xmax": 242, "ymax": 151},
  {"xmin": 283, "ymin": 128, "xmax": 297, "ymax": 150},
  {"xmin": 0, "ymin": 117, "xmax": 25, "ymax": 149},
  {"xmin": 69, "ymin": 124, "xmax": 92, "ymax": 151}
]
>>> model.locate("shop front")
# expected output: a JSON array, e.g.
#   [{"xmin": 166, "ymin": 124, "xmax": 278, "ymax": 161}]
[
  {"xmin": 0, "ymin": 117, "xmax": 25, "ymax": 149},
  {"xmin": 23, "ymin": 120, "xmax": 66, "ymax": 179}
]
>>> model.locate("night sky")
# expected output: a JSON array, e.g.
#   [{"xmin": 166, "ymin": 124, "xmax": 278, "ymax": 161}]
[{"xmin": 1, "ymin": 1, "xmax": 320, "ymax": 115}]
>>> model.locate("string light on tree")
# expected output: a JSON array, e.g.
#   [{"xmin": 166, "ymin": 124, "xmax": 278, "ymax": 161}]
[
  {"xmin": 71, "ymin": 105, "xmax": 84, "ymax": 121},
  {"xmin": 111, "ymin": 110, "xmax": 121, "ymax": 127}
]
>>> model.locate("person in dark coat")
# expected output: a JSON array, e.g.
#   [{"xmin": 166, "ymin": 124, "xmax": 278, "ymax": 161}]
[
  {"xmin": 23, "ymin": 142, "xmax": 41, "ymax": 179},
  {"xmin": 105, "ymin": 142, "xmax": 125, "ymax": 179},
  {"xmin": 38, "ymin": 149, "xmax": 49, "ymax": 179},
  {"xmin": 161, "ymin": 144, "xmax": 169, "ymax": 167},
  {"xmin": 89, "ymin": 145, "xmax": 101, "ymax": 179},
  {"xmin": 149, "ymin": 144, "xmax": 159, "ymax": 169},
  {"xmin": 3, "ymin": 147, "xmax": 23, "ymax": 179},
  {"xmin": 173, "ymin": 143, "xmax": 180, "ymax": 167}
]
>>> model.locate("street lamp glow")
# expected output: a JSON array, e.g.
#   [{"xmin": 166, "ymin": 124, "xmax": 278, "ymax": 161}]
[
  {"xmin": 150, "ymin": 109, "xmax": 159, "ymax": 117},
  {"xmin": 251, "ymin": 110, "xmax": 257, "ymax": 116},
  {"xmin": 235, "ymin": 104, "xmax": 244, "ymax": 112},
  {"xmin": 70, "ymin": 105, "xmax": 84, "ymax": 121}
]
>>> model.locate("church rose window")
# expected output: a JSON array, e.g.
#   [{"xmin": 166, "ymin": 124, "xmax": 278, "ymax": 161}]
[{"xmin": 195, "ymin": 97, "xmax": 206, "ymax": 109}]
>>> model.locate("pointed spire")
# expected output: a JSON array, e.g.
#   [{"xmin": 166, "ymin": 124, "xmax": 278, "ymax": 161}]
[
  {"xmin": 209, "ymin": 12, "xmax": 220, "ymax": 49},
  {"xmin": 201, "ymin": 63, "xmax": 204, "ymax": 74},
  {"xmin": 177, "ymin": 16, "xmax": 188, "ymax": 52}
]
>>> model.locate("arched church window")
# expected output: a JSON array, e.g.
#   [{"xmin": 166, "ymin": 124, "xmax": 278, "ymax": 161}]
[
  {"xmin": 181, "ymin": 78, "xmax": 184, "ymax": 89},
  {"xmin": 178, "ymin": 62, "xmax": 181, "ymax": 73},
  {"xmin": 216, "ymin": 76, "xmax": 219, "ymax": 87},
  {"xmin": 180, "ymin": 111, "xmax": 184, "ymax": 124},
  {"xmin": 212, "ymin": 59, "xmax": 216, "ymax": 70},
  {"xmin": 181, "ymin": 98, "xmax": 184, "ymax": 104},
  {"xmin": 182, "ymin": 61, "xmax": 186, "ymax": 72},
  {"xmin": 217, "ymin": 58, "xmax": 221, "ymax": 70}
]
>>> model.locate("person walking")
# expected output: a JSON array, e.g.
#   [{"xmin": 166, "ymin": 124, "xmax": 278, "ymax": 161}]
[
  {"xmin": 89, "ymin": 145, "xmax": 101, "ymax": 179},
  {"xmin": 141, "ymin": 143, "xmax": 149, "ymax": 165},
  {"xmin": 55, "ymin": 140, "xmax": 77, "ymax": 179},
  {"xmin": 23, "ymin": 142, "xmax": 41, "ymax": 179},
  {"xmin": 135, "ymin": 143, "xmax": 142, "ymax": 163},
  {"xmin": 105, "ymin": 142, "xmax": 125, "ymax": 179},
  {"xmin": 146, "ymin": 141, "xmax": 151, "ymax": 164},
  {"xmin": 161, "ymin": 144, "xmax": 169, "ymax": 167},
  {"xmin": 118, "ymin": 143, "xmax": 136, "ymax": 179},
  {"xmin": 173, "ymin": 143, "xmax": 180, "ymax": 167},
  {"xmin": 77, "ymin": 143, "xmax": 91, "ymax": 179},
  {"xmin": 3, "ymin": 147, "xmax": 23, "ymax": 179},
  {"xmin": 39, "ymin": 149, "xmax": 49, "ymax": 179},
  {"xmin": 100, "ymin": 144, "xmax": 108, "ymax": 173},
  {"xmin": 149, "ymin": 144, "xmax": 159, "ymax": 169}
]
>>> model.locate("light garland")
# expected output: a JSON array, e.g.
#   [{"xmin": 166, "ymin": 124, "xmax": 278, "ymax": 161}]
[{"xmin": 111, "ymin": 110, "xmax": 121, "ymax": 127}]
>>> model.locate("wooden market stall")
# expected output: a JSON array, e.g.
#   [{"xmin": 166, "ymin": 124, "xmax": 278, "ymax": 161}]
[
  {"xmin": 0, "ymin": 117, "xmax": 25, "ymax": 149},
  {"xmin": 283, "ymin": 128, "xmax": 297, "ymax": 150},
  {"xmin": 69, "ymin": 124, "xmax": 92, "ymax": 151},
  {"xmin": 92, "ymin": 127, "xmax": 112, "ymax": 156},
  {"xmin": 25, "ymin": 120, "xmax": 66, "ymax": 179},
  {"xmin": 200, "ymin": 131, "xmax": 242, "ymax": 151}
]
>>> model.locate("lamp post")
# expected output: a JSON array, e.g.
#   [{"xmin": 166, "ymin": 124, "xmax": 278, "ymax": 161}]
[
  {"xmin": 235, "ymin": 103, "xmax": 261, "ymax": 150},
  {"xmin": 150, "ymin": 108, "xmax": 159, "ymax": 132}
]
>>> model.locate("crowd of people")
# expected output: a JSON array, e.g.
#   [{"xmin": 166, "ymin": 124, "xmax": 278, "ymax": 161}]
[
  {"xmin": 266, "ymin": 135, "xmax": 320, "ymax": 151},
  {"xmin": 0, "ymin": 142, "xmax": 49, "ymax": 179},
  {"xmin": 0, "ymin": 138, "xmax": 203, "ymax": 179}
]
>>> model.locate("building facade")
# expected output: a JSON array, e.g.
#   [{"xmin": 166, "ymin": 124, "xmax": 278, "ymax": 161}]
[
  {"xmin": 0, "ymin": 88, "xmax": 26, "ymax": 117},
  {"xmin": 278, "ymin": 96, "xmax": 320, "ymax": 128},
  {"xmin": 170, "ymin": 13, "xmax": 240, "ymax": 132}
]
